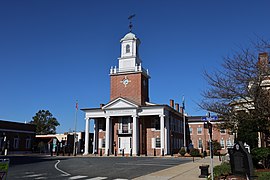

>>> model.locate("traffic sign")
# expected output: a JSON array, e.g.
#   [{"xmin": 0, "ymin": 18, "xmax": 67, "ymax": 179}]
[{"xmin": 201, "ymin": 116, "xmax": 218, "ymax": 121}]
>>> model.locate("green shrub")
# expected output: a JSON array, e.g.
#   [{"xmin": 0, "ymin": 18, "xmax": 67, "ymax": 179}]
[
  {"xmin": 190, "ymin": 148, "xmax": 200, "ymax": 157},
  {"xmin": 251, "ymin": 147, "xmax": 270, "ymax": 168},
  {"xmin": 179, "ymin": 147, "xmax": 186, "ymax": 156},
  {"xmin": 213, "ymin": 162, "xmax": 231, "ymax": 178}
]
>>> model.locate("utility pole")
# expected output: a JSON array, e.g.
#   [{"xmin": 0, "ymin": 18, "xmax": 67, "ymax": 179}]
[
  {"xmin": 206, "ymin": 112, "xmax": 214, "ymax": 180},
  {"xmin": 182, "ymin": 96, "xmax": 186, "ymax": 149},
  {"xmin": 208, "ymin": 121, "xmax": 213, "ymax": 180},
  {"xmin": 73, "ymin": 100, "xmax": 78, "ymax": 156}
]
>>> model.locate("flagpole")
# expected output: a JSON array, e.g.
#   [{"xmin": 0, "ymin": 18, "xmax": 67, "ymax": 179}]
[
  {"xmin": 73, "ymin": 100, "xmax": 78, "ymax": 156},
  {"xmin": 182, "ymin": 96, "xmax": 186, "ymax": 149}
]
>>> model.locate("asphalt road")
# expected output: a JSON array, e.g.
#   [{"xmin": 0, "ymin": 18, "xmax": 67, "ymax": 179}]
[{"xmin": 3, "ymin": 155, "xmax": 192, "ymax": 180}]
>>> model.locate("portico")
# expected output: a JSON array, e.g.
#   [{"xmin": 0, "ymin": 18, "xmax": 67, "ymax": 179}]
[{"xmin": 82, "ymin": 97, "xmax": 172, "ymax": 156}]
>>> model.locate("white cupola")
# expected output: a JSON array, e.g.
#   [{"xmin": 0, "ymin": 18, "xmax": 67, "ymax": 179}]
[{"xmin": 118, "ymin": 32, "xmax": 142, "ymax": 72}]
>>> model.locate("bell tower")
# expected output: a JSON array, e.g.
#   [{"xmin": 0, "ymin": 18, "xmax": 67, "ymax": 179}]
[{"xmin": 110, "ymin": 31, "xmax": 150, "ymax": 105}]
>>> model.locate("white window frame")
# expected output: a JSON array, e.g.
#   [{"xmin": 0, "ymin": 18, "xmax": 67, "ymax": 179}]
[
  {"xmin": 119, "ymin": 117, "xmax": 131, "ymax": 133},
  {"xmin": 25, "ymin": 137, "xmax": 31, "ymax": 149},
  {"xmin": 99, "ymin": 138, "xmax": 105, "ymax": 149},
  {"xmin": 198, "ymin": 138, "xmax": 203, "ymax": 149},
  {"xmin": 155, "ymin": 138, "xmax": 161, "ymax": 148},
  {"xmin": 189, "ymin": 127, "xmax": 193, "ymax": 135},
  {"xmin": 220, "ymin": 128, "xmax": 226, "ymax": 134},
  {"xmin": 226, "ymin": 139, "xmax": 232, "ymax": 147},
  {"xmin": 220, "ymin": 139, "xmax": 225, "ymax": 149},
  {"xmin": 151, "ymin": 137, "xmax": 161, "ymax": 149},
  {"xmin": 13, "ymin": 136, "xmax": 19, "ymax": 149},
  {"xmin": 197, "ymin": 127, "xmax": 202, "ymax": 135},
  {"xmin": 126, "ymin": 44, "xmax": 131, "ymax": 53},
  {"xmin": 0, "ymin": 137, "xmax": 3, "ymax": 149}
]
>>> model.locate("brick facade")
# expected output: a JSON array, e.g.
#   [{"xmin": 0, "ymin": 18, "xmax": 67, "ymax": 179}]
[
  {"xmin": 188, "ymin": 116, "xmax": 234, "ymax": 154},
  {"xmin": 0, "ymin": 120, "xmax": 36, "ymax": 153},
  {"xmin": 110, "ymin": 72, "xmax": 149, "ymax": 105}
]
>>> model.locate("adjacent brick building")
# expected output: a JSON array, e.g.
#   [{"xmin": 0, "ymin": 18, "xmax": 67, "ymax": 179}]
[
  {"xmin": 188, "ymin": 116, "xmax": 234, "ymax": 154},
  {"xmin": 0, "ymin": 120, "xmax": 36, "ymax": 154}
]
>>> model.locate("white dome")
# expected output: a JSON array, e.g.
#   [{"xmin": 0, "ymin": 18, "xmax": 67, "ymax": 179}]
[{"xmin": 120, "ymin": 32, "xmax": 137, "ymax": 42}]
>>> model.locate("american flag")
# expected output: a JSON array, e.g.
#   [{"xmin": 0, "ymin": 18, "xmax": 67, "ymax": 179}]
[{"xmin": 76, "ymin": 101, "xmax": 78, "ymax": 110}]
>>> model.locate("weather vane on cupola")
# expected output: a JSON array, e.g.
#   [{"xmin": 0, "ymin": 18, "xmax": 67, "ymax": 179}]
[{"xmin": 128, "ymin": 14, "xmax": 136, "ymax": 32}]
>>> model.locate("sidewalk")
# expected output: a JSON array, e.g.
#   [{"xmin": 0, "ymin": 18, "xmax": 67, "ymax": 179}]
[{"xmin": 133, "ymin": 156, "xmax": 222, "ymax": 180}]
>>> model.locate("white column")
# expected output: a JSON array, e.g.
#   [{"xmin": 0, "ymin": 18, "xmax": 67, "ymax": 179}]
[
  {"xmin": 183, "ymin": 109, "xmax": 186, "ymax": 148},
  {"xmin": 83, "ymin": 118, "xmax": 90, "ymax": 155},
  {"xmin": 132, "ymin": 115, "xmax": 138, "ymax": 155},
  {"xmin": 105, "ymin": 116, "xmax": 110, "ymax": 155},
  {"xmin": 165, "ymin": 117, "xmax": 170, "ymax": 155},
  {"xmin": 92, "ymin": 119, "xmax": 96, "ymax": 154},
  {"xmin": 109, "ymin": 117, "xmax": 113, "ymax": 154},
  {"xmin": 160, "ymin": 114, "xmax": 165, "ymax": 156}
]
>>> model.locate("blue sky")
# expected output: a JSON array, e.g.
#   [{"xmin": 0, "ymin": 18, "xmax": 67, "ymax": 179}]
[{"xmin": 1, "ymin": 0, "xmax": 270, "ymax": 133}]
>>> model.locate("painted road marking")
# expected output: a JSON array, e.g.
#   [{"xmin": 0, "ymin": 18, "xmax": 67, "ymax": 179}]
[
  {"xmin": 23, "ymin": 173, "xmax": 46, "ymax": 178},
  {"xmin": 54, "ymin": 160, "xmax": 71, "ymax": 176},
  {"xmin": 116, "ymin": 162, "xmax": 172, "ymax": 167},
  {"xmin": 69, "ymin": 175, "xmax": 88, "ymax": 179},
  {"xmin": 34, "ymin": 177, "xmax": 48, "ymax": 179},
  {"xmin": 85, "ymin": 177, "xmax": 108, "ymax": 180}
]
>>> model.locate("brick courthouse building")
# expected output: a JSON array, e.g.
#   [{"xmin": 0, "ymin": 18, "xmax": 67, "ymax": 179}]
[{"xmin": 82, "ymin": 31, "xmax": 186, "ymax": 156}]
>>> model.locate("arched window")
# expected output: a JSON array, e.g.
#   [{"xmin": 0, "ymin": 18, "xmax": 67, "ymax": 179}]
[{"xmin": 126, "ymin": 44, "xmax": 130, "ymax": 53}]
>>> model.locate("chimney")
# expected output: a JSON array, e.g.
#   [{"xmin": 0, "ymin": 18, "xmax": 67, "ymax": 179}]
[
  {"xmin": 180, "ymin": 106, "xmax": 183, "ymax": 114},
  {"xmin": 175, "ymin": 103, "xmax": 179, "ymax": 112},
  {"xmin": 258, "ymin": 52, "xmax": 269, "ymax": 69},
  {"xmin": 170, "ymin": 99, "xmax": 174, "ymax": 108}
]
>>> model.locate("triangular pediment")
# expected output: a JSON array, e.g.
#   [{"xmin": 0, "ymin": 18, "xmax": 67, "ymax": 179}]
[{"xmin": 102, "ymin": 97, "xmax": 139, "ymax": 110}]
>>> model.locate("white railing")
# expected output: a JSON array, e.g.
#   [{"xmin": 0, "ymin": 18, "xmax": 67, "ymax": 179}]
[
  {"xmin": 117, "ymin": 129, "xmax": 132, "ymax": 134},
  {"xmin": 110, "ymin": 64, "xmax": 149, "ymax": 76}
]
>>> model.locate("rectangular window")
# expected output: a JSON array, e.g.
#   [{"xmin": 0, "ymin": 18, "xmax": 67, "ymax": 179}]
[
  {"xmin": 119, "ymin": 138, "xmax": 121, "ymax": 149},
  {"xmin": 151, "ymin": 118, "xmax": 160, "ymax": 130},
  {"xmin": 25, "ymin": 138, "xmax": 31, "ymax": 149},
  {"xmin": 189, "ymin": 127, "xmax": 193, "ymax": 134},
  {"xmin": 226, "ymin": 139, "xmax": 232, "ymax": 147},
  {"xmin": 98, "ymin": 119, "xmax": 106, "ymax": 131},
  {"xmin": 197, "ymin": 127, "xmax": 202, "ymax": 135},
  {"xmin": 14, "ymin": 137, "xmax": 19, "ymax": 149},
  {"xmin": 102, "ymin": 138, "xmax": 105, "ymax": 148},
  {"xmin": 156, "ymin": 138, "xmax": 161, "ymax": 148},
  {"xmin": 220, "ymin": 128, "xmax": 226, "ymax": 134},
  {"xmin": 0, "ymin": 137, "xmax": 3, "ymax": 149},
  {"xmin": 120, "ymin": 117, "xmax": 131, "ymax": 133},
  {"xmin": 220, "ymin": 139, "xmax": 225, "ymax": 149},
  {"xmin": 198, "ymin": 139, "xmax": 203, "ymax": 148}
]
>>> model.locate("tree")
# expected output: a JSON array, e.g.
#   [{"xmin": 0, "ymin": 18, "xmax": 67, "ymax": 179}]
[
  {"xmin": 201, "ymin": 38, "xmax": 270, "ymax": 148},
  {"xmin": 30, "ymin": 110, "xmax": 60, "ymax": 134},
  {"xmin": 207, "ymin": 140, "xmax": 221, "ymax": 155}
]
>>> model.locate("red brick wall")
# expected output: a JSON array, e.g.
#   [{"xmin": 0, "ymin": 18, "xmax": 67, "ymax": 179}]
[
  {"xmin": 110, "ymin": 72, "xmax": 149, "ymax": 105},
  {"xmin": 189, "ymin": 123, "xmax": 232, "ymax": 154}
]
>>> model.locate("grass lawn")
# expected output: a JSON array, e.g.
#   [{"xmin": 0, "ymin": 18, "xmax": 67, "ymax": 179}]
[{"xmin": 255, "ymin": 171, "xmax": 270, "ymax": 180}]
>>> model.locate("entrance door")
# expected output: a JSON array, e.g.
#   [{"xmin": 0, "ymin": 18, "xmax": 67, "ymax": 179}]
[{"xmin": 118, "ymin": 137, "xmax": 131, "ymax": 154}]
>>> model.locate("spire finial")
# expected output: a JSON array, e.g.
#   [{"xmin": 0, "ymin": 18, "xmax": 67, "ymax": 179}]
[{"xmin": 128, "ymin": 14, "xmax": 136, "ymax": 32}]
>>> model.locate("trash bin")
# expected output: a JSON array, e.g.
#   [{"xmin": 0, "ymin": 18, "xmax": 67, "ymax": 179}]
[
  {"xmin": 199, "ymin": 165, "xmax": 209, "ymax": 178},
  {"xmin": 0, "ymin": 158, "xmax": 10, "ymax": 180}
]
